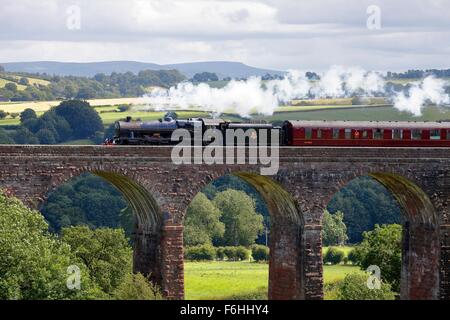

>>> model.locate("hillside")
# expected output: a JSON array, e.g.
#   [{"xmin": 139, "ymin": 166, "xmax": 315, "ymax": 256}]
[{"xmin": 1, "ymin": 61, "xmax": 285, "ymax": 79}]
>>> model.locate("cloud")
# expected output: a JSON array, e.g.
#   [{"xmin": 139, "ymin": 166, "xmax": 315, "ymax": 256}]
[{"xmin": 1, "ymin": 0, "xmax": 450, "ymax": 71}]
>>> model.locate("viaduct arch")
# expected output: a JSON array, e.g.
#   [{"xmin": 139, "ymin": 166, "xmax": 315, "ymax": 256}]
[{"xmin": 0, "ymin": 145, "xmax": 449, "ymax": 300}]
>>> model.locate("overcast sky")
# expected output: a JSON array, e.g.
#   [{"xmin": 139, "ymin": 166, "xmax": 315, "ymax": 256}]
[{"xmin": 1, "ymin": 0, "xmax": 450, "ymax": 72}]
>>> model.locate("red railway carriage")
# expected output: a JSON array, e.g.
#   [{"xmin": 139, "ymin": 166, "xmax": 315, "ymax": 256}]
[{"xmin": 282, "ymin": 120, "xmax": 450, "ymax": 147}]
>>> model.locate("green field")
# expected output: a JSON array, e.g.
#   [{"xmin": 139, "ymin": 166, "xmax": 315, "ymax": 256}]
[
  {"xmin": 184, "ymin": 261, "xmax": 361, "ymax": 300},
  {"xmin": 184, "ymin": 245, "xmax": 359, "ymax": 300}
]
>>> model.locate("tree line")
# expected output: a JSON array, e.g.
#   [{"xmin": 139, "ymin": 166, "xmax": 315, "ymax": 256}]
[{"xmin": 0, "ymin": 68, "xmax": 185, "ymax": 101}]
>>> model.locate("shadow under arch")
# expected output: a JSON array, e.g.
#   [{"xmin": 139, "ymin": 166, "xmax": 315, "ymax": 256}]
[
  {"xmin": 188, "ymin": 171, "xmax": 305, "ymax": 299},
  {"xmin": 368, "ymin": 172, "xmax": 440, "ymax": 300}
]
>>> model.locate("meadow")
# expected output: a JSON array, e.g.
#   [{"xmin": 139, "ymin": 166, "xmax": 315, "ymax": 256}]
[
  {"xmin": 184, "ymin": 261, "xmax": 362, "ymax": 300},
  {"xmin": 184, "ymin": 246, "xmax": 362, "ymax": 300}
]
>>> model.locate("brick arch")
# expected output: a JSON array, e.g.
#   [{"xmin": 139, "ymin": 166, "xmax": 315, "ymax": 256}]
[
  {"xmin": 324, "ymin": 170, "xmax": 440, "ymax": 300},
  {"xmin": 39, "ymin": 166, "xmax": 169, "ymax": 296},
  {"xmin": 182, "ymin": 170, "xmax": 309, "ymax": 300}
]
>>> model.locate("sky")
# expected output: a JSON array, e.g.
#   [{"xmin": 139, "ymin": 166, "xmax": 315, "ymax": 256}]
[{"xmin": 1, "ymin": 0, "xmax": 450, "ymax": 72}]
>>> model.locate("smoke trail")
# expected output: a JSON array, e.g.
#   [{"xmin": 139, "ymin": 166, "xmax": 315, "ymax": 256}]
[
  {"xmin": 137, "ymin": 66, "xmax": 385, "ymax": 117},
  {"xmin": 393, "ymin": 76, "xmax": 450, "ymax": 116},
  {"xmin": 136, "ymin": 66, "xmax": 450, "ymax": 117}
]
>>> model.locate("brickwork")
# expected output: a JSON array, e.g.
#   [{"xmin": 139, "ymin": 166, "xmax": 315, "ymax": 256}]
[{"xmin": 0, "ymin": 145, "xmax": 449, "ymax": 300}]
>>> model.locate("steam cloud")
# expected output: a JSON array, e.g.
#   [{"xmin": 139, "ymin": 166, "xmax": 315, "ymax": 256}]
[
  {"xmin": 394, "ymin": 77, "xmax": 450, "ymax": 116},
  {"xmin": 136, "ymin": 66, "xmax": 450, "ymax": 117}
]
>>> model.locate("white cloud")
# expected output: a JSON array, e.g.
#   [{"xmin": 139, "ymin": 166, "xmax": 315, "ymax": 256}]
[{"xmin": 0, "ymin": 0, "xmax": 450, "ymax": 71}]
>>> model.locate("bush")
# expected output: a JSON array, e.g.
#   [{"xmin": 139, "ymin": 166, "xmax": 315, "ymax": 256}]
[
  {"xmin": 347, "ymin": 249, "xmax": 359, "ymax": 265},
  {"xmin": 235, "ymin": 246, "xmax": 251, "ymax": 261},
  {"xmin": 335, "ymin": 273, "xmax": 396, "ymax": 300},
  {"xmin": 112, "ymin": 273, "xmax": 163, "ymax": 300},
  {"xmin": 216, "ymin": 247, "xmax": 226, "ymax": 260},
  {"xmin": 185, "ymin": 245, "xmax": 216, "ymax": 261},
  {"xmin": 324, "ymin": 247, "xmax": 345, "ymax": 265},
  {"xmin": 251, "ymin": 245, "xmax": 269, "ymax": 262},
  {"xmin": 223, "ymin": 247, "xmax": 237, "ymax": 261},
  {"xmin": 118, "ymin": 104, "xmax": 131, "ymax": 112}
]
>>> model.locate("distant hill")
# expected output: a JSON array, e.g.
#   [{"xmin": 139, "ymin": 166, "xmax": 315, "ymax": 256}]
[{"xmin": 1, "ymin": 61, "xmax": 285, "ymax": 79}]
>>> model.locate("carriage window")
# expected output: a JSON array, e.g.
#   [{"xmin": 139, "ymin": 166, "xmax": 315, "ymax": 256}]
[
  {"xmin": 392, "ymin": 129, "xmax": 403, "ymax": 140},
  {"xmin": 430, "ymin": 129, "xmax": 441, "ymax": 140},
  {"xmin": 333, "ymin": 129, "xmax": 340, "ymax": 139},
  {"xmin": 362, "ymin": 130, "xmax": 368, "ymax": 139},
  {"xmin": 305, "ymin": 128, "xmax": 312, "ymax": 139},
  {"xmin": 412, "ymin": 129, "xmax": 422, "ymax": 140},
  {"xmin": 317, "ymin": 129, "xmax": 322, "ymax": 139},
  {"xmin": 345, "ymin": 129, "xmax": 351, "ymax": 139},
  {"xmin": 373, "ymin": 129, "xmax": 383, "ymax": 139}
]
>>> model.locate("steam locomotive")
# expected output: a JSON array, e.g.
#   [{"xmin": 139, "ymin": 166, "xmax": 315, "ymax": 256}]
[{"xmin": 111, "ymin": 114, "xmax": 450, "ymax": 147}]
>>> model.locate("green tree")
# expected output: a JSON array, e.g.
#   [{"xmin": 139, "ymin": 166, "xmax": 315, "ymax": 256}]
[
  {"xmin": 0, "ymin": 192, "xmax": 98, "ymax": 300},
  {"xmin": 0, "ymin": 110, "xmax": 7, "ymax": 119},
  {"xmin": 13, "ymin": 127, "xmax": 39, "ymax": 144},
  {"xmin": 4, "ymin": 82, "xmax": 17, "ymax": 93},
  {"xmin": 36, "ymin": 128, "xmax": 56, "ymax": 144},
  {"xmin": 0, "ymin": 128, "xmax": 14, "ymax": 144},
  {"xmin": 328, "ymin": 176, "xmax": 402, "ymax": 243},
  {"xmin": 61, "ymin": 226, "xmax": 132, "ymax": 295},
  {"xmin": 20, "ymin": 108, "xmax": 37, "ymax": 123},
  {"xmin": 353, "ymin": 224, "xmax": 402, "ymax": 292},
  {"xmin": 19, "ymin": 77, "xmax": 30, "ymax": 86},
  {"xmin": 54, "ymin": 100, "xmax": 103, "ymax": 139},
  {"xmin": 41, "ymin": 173, "xmax": 130, "ymax": 234},
  {"xmin": 213, "ymin": 189, "xmax": 264, "ymax": 246},
  {"xmin": 184, "ymin": 192, "xmax": 224, "ymax": 246},
  {"xmin": 323, "ymin": 210, "xmax": 348, "ymax": 246}
]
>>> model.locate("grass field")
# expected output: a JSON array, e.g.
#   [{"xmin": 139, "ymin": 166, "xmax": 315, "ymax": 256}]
[
  {"xmin": 184, "ymin": 261, "xmax": 361, "ymax": 300},
  {"xmin": 184, "ymin": 246, "xmax": 358, "ymax": 300},
  {"xmin": 0, "ymin": 78, "xmax": 27, "ymax": 91}
]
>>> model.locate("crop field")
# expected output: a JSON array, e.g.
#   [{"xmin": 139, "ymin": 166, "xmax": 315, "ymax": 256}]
[{"xmin": 184, "ymin": 261, "xmax": 361, "ymax": 300}]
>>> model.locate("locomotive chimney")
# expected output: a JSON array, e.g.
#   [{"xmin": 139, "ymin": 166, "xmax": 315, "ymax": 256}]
[{"xmin": 126, "ymin": 116, "xmax": 132, "ymax": 122}]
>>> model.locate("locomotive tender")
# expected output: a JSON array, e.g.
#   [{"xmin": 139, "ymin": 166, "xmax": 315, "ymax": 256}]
[{"xmin": 113, "ymin": 116, "xmax": 450, "ymax": 147}]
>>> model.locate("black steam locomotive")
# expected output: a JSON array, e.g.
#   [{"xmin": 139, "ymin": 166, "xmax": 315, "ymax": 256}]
[{"xmin": 112, "ymin": 114, "xmax": 279, "ymax": 145}]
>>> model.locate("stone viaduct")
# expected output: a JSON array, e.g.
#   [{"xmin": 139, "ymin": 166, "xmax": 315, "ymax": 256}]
[{"xmin": 0, "ymin": 145, "xmax": 449, "ymax": 300}]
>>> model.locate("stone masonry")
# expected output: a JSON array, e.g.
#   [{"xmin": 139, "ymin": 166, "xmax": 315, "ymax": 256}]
[{"xmin": 0, "ymin": 145, "xmax": 449, "ymax": 300}]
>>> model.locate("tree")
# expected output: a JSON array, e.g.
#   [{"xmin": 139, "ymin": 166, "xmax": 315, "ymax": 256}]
[
  {"xmin": 40, "ymin": 173, "xmax": 130, "ymax": 234},
  {"xmin": 0, "ymin": 110, "xmax": 7, "ymax": 119},
  {"xmin": 213, "ymin": 189, "xmax": 264, "ymax": 246},
  {"xmin": 4, "ymin": 82, "xmax": 17, "ymax": 93},
  {"xmin": 20, "ymin": 108, "xmax": 37, "ymax": 123},
  {"xmin": 184, "ymin": 193, "xmax": 224, "ymax": 246},
  {"xmin": 0, "ymin": 128, "xmax": 14, "ymax": 144},
  {"xmin": 54, "ymin": 100, "xmax": 103, "ymax": 139},
  {"xmin": 61, "ymin": 226, "xmax": 132, "ymax": 294},
  {"xmin": 322, "ymin": 210, "xmax": 348, "ymax": 246},
  {"xmin": 353, "ymin": 224, "xmax": 402, "ymax": 292},
  {"xmin": 192, "ymin": 72, "xmax": 219, "ymax": 82},
  {"xmin": 36, "ymin": 128, "xmax": 56, "ymax": 144},
  {"xmin": 0, "ymin": 192, "xmax": 98, "ymax": 299},
  {"xmin": 327, "ymin": 176, "xmax": 401, "ymax": 243},
  {"xmin": 13, "ymin": 127, "xmax": 39, "ymax": 144},
  {"xmin": 19, "ymin": 77, "xmax": 29, "ymax": 86}
]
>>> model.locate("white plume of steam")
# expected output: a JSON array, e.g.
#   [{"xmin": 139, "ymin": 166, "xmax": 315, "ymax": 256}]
[
  {"xmin": 393, "ymin": 76, "xmax": 450, "ymax": 116},
  {"xmin": 137, "ymin": 65, "xmax": 386, "ymax": 117},
  {"xmin": 137, "ymin": 66, "xmax": 450, "ymax": 118}
]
